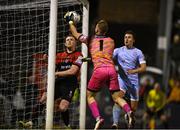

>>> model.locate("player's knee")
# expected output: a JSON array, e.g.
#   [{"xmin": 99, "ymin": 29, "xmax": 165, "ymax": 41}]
[
  {"xmin": 86, "ymin": 90, "xmax": 96, "ymax": 102},
  {"xmin": 112, "ymin": 95, "xmax": 119, "ymax": 104},
  {"xmin": 112, "ymin": 91, "xmax": 120, "ymax": 101},
  {"xmin": 87, "ymin": 90, "xmax": 95, "ymax": 97},
  {"xmin": 59, "ymin": 106, "xmax": 68, "ymax": 112},
  {"xmin": 59, "ymin": 104, "xmax": 68, "ymax": 112},
  {"xmin": 59, "ymin": 100, "xmax": 69, "ymax": 112}
]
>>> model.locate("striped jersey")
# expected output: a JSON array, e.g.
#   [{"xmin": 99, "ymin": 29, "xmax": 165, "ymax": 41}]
[{"xmin": 56, "ymin": 51, "xmax": 83, "ymax": 83}]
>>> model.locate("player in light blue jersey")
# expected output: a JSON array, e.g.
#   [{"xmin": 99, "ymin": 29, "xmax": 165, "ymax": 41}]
[{"xmin": 111, "ymin": 30, "xmax": 146, "ymax": 129}]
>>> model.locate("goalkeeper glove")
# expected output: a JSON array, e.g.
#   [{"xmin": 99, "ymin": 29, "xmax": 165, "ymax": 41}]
[{"xmin": 64, "ymin": 11, "xmax": 73, "ymax": 23}]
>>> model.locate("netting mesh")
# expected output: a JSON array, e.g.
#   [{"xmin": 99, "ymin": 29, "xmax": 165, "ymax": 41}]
[{"xmin": 0, "ymin": 0, "xmax": 83, "ymax": 128}]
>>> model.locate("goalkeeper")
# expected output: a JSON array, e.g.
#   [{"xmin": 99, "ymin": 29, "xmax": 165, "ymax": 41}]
[
  {"xmin": 64, "ymin": 12, "xmax": 134, "ymax": 130},
  {"xmin": 54, "ymin": 34, "xmax": 83, "ymax": 128}
]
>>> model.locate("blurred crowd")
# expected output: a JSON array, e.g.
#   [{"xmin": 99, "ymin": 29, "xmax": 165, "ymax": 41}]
[{"xmin": 138, "ymin": 72, "xmax": 180, "ymax": 129}]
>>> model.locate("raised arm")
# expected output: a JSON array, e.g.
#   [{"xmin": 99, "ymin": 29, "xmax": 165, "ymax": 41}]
[
  {"xmin": 69, "ymin": 21, "xmax": 82, "ymax": 40},
  {"xmin": 64, "ymin": 11, "xmax": 88, "ymax": 43}
]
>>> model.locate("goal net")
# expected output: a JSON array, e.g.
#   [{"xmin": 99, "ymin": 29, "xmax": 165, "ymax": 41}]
[{"xmin": 0, "ymin": 0, "xmax": 88, "ymax": 129}]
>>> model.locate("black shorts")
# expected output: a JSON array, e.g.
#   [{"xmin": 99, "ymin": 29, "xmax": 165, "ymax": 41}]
[
  {"xmin": 146, "ymin": 107, "xmax": 164, "ymax": 118},
  {"xmin": 54, "ymin": 78, "xmax": 77, "ymax": 102}
]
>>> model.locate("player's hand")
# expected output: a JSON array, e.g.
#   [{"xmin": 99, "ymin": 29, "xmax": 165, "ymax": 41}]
[
  {"xmin": 127, "ymin": 69, "xmax": 136, "ymax": 74},
  {"xmin": 55, "ymin": 72, "xmax": 59, "ymax": 77},
  {"xmin": 39, "ymin": 92, "xmax": 47, "ymax": 104}
]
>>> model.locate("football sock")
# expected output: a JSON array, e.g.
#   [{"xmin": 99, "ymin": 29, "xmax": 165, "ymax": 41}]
[
  {"xmin": 89, "ymin": 101, "xmax": 100, "ymax": 119},
  {"xmin": 122, "ymin": 103, "xmax": 131, "ymax": 113}
]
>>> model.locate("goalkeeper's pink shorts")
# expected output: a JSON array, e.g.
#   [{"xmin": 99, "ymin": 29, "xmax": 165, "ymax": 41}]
[{"xmin": 87, "ymin": 66, "xmax": 120, "ymax": 92}]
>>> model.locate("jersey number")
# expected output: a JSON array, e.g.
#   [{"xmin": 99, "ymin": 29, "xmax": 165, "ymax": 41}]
[{"xmin": 99, "ymin": 40, "xmax": 103, "ymax": 51}]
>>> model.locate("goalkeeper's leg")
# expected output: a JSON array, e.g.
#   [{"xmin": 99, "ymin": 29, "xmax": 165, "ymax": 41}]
[{"xmin": 87, "ymin": 90, "xmax": 104, "ymax": 130}]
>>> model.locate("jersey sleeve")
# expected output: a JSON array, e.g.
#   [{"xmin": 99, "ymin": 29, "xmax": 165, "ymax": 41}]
[
  {"xmin": 113, "ymin": 48, "xmax": 118, "ymax": 59},
  {"xmin": 137, "ymin": 49, "xmax": 146, "ymax": 64},
  {"xmin": 78, "ymin": 34, "xmax": 89, "ymax": 44},
  {"xmin": 73, "ymin": 52, "xmax": 83, "ymax": 68}
]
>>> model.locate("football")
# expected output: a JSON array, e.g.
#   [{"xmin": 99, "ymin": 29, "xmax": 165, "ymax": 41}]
[{"xmin": 64, "ymin": 11, "xmax": 81, "ymax": 24}]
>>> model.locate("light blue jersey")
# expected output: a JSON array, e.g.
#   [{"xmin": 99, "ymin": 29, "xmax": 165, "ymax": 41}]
[{"xmin": 113, "ymin": 46, "xmax": 146, "ymax": 100}]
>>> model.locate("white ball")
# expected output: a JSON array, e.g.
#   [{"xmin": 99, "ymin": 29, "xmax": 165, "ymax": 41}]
[{"xmin": 70, "ymin": 11, "xmax": 80, "ymax": 24}]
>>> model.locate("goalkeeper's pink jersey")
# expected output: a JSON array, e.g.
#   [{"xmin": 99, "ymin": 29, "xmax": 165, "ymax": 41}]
[{"xmin": 78, "ymin": 35, "xmax": 115, "ymax": 69}]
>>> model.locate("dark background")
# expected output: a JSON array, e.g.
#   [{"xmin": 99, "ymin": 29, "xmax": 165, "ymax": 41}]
[
  {"xmin": 85, "ymin": 0, "xmax": 180, "ymax": 129},
  {"xmin": 88, "ymin": 0, "xmax": 159, "ymax": 66}
]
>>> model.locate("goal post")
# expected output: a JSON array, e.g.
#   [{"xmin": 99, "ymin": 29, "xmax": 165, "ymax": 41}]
[
  {"xmin": 79, "ymin": 0, "xmax": 89, "ymax": 129},
  {"xmin": 45, "ymin": 0, "xmax": 89, "ymax": 129},
  {"xmin": 45, "ymin": 0, "xmax": 57, "ymax": 129},
  {"xmin": 0, "ymin": 0, "xmax": 89, "ymax": 129}
]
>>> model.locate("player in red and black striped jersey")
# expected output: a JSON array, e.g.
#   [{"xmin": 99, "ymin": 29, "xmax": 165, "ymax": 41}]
[{"xmin": 54, "ymin": 35, "xmax": 83, "ymax": 128}]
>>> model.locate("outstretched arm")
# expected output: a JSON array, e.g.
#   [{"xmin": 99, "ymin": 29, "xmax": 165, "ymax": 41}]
[{"xmin": 69, "ymin": 21, "xmax": 82, "ymax": 40}]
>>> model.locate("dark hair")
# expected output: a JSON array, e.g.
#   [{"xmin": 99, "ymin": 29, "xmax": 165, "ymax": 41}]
[
  {"xmin": 63, "ymin": 34, "xmax": 77, "ymax": 51},
  {"xmin": 65, "ymin": 34, "xmax": 76, "ymax": 40},
  {"xmin": 97, "ymin": 19, "xmax": 109, "ymax": 34},
  {"xmin": 63, "ymin": 34, "xmax": 77, "ymax": 44},
  {"xmin": 125, "ymin": 30, "xmax": 136, "ymax": 40}
]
